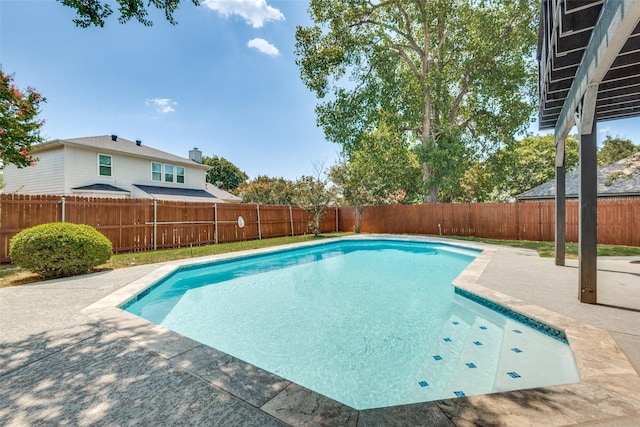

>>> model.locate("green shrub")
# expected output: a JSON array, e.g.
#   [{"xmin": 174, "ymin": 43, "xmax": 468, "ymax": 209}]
[{"xmin": 9, "ymin": 222, "xmax": 112, "ymax": 279}]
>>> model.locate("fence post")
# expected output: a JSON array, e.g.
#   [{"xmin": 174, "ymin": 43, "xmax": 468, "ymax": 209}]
[
  {"xmin": 335, "ymin": 206, "xmax": 339, "ymax": 232},
  {"xmin": 515, "ymin": 202, "xmax": 521, "ymax": 241},
  {"xmin": 289, "ymin": 205, "xmax": 294, "ymax": 236},
  {"xmin": 538, "ymin": 202, "xmax": 543, "ymax": 241},
  {"xmin": 153, "ymin": 200, "xmax": 158, "ymax": 250},
  {"xmin": 60, "ymin": 197, "xmax": 66, "ymax": 222},
  {"xmin": 214, "ymin": 203, "xmax": 219, "ymax": 244},
  {"xmin": 256, "ymin": 204, "xmax": 262, "ymax": 240}
]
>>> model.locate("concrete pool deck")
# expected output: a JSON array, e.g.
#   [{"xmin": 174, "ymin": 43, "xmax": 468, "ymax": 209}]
[{"xmin": 1, "ymin": 235, "xmax": 640, "ymax": 426}]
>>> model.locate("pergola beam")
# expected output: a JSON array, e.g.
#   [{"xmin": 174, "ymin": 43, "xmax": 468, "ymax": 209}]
[{"xmin": 555, "ymin": 0, "xmax": 640, "ymax": 149}]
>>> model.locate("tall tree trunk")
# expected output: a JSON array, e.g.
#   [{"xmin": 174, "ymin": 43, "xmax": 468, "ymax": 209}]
[
  {"xmin": 420, "ymin": 17, "xmax": 438, "ymax": 204},
  {"xmin": 421, "ymin": 97, "xmax": 438, "ymax": 203},
  {"xmin": 354, "ymin": 205, "xmax": 362, "ymax": 233}
]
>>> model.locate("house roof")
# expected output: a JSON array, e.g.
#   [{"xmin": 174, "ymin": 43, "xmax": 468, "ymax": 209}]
[
  {"xmin": 517, "ymin": 153, "xmax": 640, "ymax": 200},
  {"xmin": 134, "ymin": 184, "xmax": 217, "ymax": 200},
  {"xmin": 32, "ymin": 135, "xmax": 209, "ymax": 170},
  {"xmin": 204, "ymin": 183, "xmax": 241, "ymax": 202},
  {"xmin": 72, "ymin": 184, "xmax": 129, "ymax": 192}
]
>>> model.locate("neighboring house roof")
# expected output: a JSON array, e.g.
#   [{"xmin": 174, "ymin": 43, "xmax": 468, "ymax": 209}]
[
  {"xmin": 517, "ymin": 153, "xmax": 640, "ymax": 200},
  {"xmin": 32, "ymin": 135, "xmax": 208, "ymax": 170},
  {"xmin": 204, "ymin": 183, "xmax": 241, "ymax": 203},
  {"xmin": 72, "ymin": 184, "xmax": 129, "ymax": 192},
  {"xmin": 134, "ymin": 184, "xmax": 217, "ymax": 200}
]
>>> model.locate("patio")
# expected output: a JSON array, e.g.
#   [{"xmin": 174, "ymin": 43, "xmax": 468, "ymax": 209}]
[{"xmin": 1, "ymin": 237, "xmax": 639, "ymax": 426}]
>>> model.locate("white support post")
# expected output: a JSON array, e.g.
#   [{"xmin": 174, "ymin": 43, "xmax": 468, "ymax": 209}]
[
  {"xmin": 153, "ymin": 200, "xmax": 158, "ymax": 251},
  {"xmin": 60, "ymin": 197, "xmax": 66, "ymax": 222},
  {"xmin": 214, "ymin": 203, "xmax": 218, "ymax": 244},
  {"xmin": 289, "ymin": 205, "xmax": 294, "ymax": 236},
  {"xmin": 256, "ymin": 204, "xmax": 262, "ymax": 240}
]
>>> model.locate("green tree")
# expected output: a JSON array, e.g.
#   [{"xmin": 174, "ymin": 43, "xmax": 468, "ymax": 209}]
[
  {"xmin": 597, "ymin": 135, "xmax": 639, "ymax": 166},
  {"xmin": 295, "ymin": 0, "xmax": 538, "ymax": 203},
  {"xmin": 468, "ymin": 134, "xmax": 580, "ymax": 201},
  {"xmin": 293, "ymin": 173, "xmax": 337, "ymax": 237},
  {"xmin": 237, "ymin": 175, "xmax": 296, "ymax": 205},
  {"xmin": 59, "ymin": 0, "xmax": 199, "ymax": 27},
  {"xmin": 329, "ymin": 127, "xmax": 422, "ymax": 232},
  {"xmin": 0, "ymin": 71, "xmax": 47, "ymax": 168},
  {"xmin": 202, "ymin": 155, "xmax": 248, "ymax": 191}
]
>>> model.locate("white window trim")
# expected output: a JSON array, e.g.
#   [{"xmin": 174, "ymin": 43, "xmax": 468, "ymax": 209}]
[
  {"xmin": 176, "ymin": 166, "xmax": 185, "ymax": 184},
  {"xmin": 164, "ymin": 164, "xmax": 174, "ymax": 183},
  {"xmin": 150, "ymin": 162, "xmax": 185, "ymax": 184},
  {"xmin": 98, "ymin": 153, "xmax": 112, "ymax": 177},
  {"xmin": 151, "ymin": 162, "xmax": 162, "ymax": 181}
]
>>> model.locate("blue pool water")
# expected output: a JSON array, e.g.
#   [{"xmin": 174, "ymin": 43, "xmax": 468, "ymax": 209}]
[{"xmin": 123, "ymin": 239, "xmax": 580, "ymax": 409}]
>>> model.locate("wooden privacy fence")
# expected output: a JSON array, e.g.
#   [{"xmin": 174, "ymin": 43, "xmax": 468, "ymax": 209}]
[
  {"xmin": 337, "ymin": 199, "xmax": 640, "ymax": 246},
  {"xmin": 0, "ymin": 194, "xmax": 338, "ymax": 263},
  {"xmin": 3, "ymin": 195, "xmax": 638, "ymax": 263}
]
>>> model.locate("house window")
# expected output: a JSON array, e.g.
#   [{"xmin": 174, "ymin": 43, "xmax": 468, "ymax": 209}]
[
  {"xmin": 98, "ymin": 154, "xmax": 112, "ymax": 176},
  {"xmin": 151, "ymin": 162, "xmax": 162, "ymax": 181},
  {"xmin": 164, "ymin": 164, "xmax": 174, "ymax": 182},
  {"xmin": 176, "ymin": 166, "xmax": 185, "ymax": 183}
]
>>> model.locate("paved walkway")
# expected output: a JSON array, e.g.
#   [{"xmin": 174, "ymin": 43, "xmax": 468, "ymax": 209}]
[{"xmin": 1, "ymin": 238, "xmax": 639, "ymax": 426}]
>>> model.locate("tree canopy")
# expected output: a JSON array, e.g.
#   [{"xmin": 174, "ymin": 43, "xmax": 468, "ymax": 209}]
[
  {"xmin": 237, "ymin": 175, "xmax": 297, "ymax": 205},
  {"xmin": 58, "ymin": 0, "xmax": 199, "ymax": 27},
  {"xmin": 449, "ymin": 134, "xmax": 580, "ymax": 202},
  {"xmin": 329, "ymin": 126, "xmax": 422, "ymax": 230},
  {"xmin": 202, "ymin": 155, "xmax": 248, "ymax": 191},
  {"xmin": 0, "ymin": 71, "xmax": 47, "ymax": 168},
  {"xmin": 597, "ymin": 135, "xmax": 639, "ymax": 166},
  {"xmin": 293, "ymin": 173, "xmax": 337, "ymax": 237},
  {"xmin": 295, "ymin": 0, "xmax": 538, "ymax": 203}
]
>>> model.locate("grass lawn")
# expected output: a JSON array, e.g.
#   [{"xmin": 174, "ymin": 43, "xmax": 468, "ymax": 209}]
[
  {"xmin": 450, "ymin": 236, "xmax": 640, "ymax": 258},
  {"xmin": 1, "ymin": 232, "xmax": 639, "ymax": 288},
  {"xmin": 0, "ymin": 233, "xmax": 350, "ymax": 288}
]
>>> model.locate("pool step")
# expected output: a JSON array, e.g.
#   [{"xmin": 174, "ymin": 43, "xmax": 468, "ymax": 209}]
[
  {"xmin": 440, "ymin": 314, "xmax": 503, "ymax": 398},
  {"xmin": 405, "ymin": 308, "xmax": 476, "ymax": 402}
]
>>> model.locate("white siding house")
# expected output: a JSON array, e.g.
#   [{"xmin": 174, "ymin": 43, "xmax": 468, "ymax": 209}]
[{"xmin": 3, "ymin": 135, "xmax": 237, "ymax": 203}]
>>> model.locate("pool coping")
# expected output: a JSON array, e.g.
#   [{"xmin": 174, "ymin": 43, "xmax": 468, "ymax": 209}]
[{"xmin": 81, "ymin": 235, "xmax": 640, "ymax": 426}]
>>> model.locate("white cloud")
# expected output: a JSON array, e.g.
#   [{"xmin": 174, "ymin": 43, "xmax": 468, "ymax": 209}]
[
  {"xmin": 599, "ymin": 126, "xmax": 611, "ymax": 134},
  {"xmin": 247, "ymin": 38, "xmax": 279, "ymax": 56},
  {"xmin": 203, "ymin": 0, "xmax": 284, "ymax": 28},
  {"xmin": 146, "ymin": 98, "xmax": 177, "ymax": 114}
]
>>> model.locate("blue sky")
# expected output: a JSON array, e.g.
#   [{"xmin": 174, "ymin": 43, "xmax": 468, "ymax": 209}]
[{"xmin": 1, "ymin": 0, "xmax": 639, "ymax": 180}]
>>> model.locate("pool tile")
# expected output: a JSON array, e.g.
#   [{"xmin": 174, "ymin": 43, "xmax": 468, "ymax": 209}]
[
  {"xmin": 443, "ymin": 337, "xmax": 452, "ymax": 342},
  {"xmin": 454, "ymin": 391, "xmax": 466, "ymax": 397},
  {"xmin": 507, "ymin": 372, "xmax": 521, "ymax": 378},
  {"xmin": 452, "ymin": 321, "xmax": 459, "ymax": 325},
  {"xmin": 433, "ymin": 355, "xmax": 443, "ymax": 361},
  {"xmin": 511, "ymin": 348, "xmax": 523, "ymax": 353},
  {"xmin": 454, "ymin": 288, "xmax": 569, "ymax": 344},
  {"xmin": 419, "ymin": 381, "xmax": 429, "ymax": 387},
  {"xmin": 466, "ymin": 363, "xmax": 477, "ymax": 369},
  {"xmin": 473, "ymin": 341, "xmax": 483, "ymax": 346}
]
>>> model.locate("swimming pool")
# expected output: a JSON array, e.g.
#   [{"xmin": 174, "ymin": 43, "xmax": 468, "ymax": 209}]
[{"xmin": 122, "ymin": 238, "xmax": 580, "ymax": 410}]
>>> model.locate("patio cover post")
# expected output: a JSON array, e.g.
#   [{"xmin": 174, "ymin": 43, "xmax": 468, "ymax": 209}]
[
  {"xmin": 578, "ymin": 89, "xmax": 598, "ymax": 304},
  {"xmin": 554, "ymin": 158, "xmax": 565, "ymax": 267}
]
